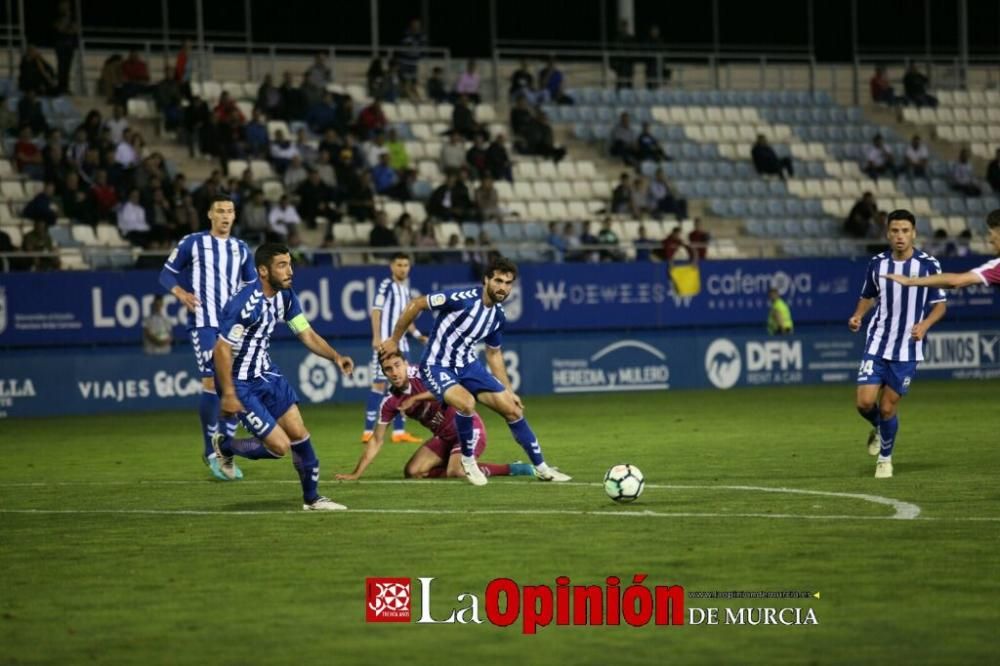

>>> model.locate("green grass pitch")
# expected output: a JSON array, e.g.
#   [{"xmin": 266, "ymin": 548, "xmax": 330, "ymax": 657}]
[{"xmin": 2, "ymin": 380, "xmax": 998, "ymax": 665}]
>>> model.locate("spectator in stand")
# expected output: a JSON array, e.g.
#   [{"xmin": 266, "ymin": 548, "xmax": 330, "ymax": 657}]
[
  {"xmin": 65, "ymin": 127, "xmax": 88, "ymax": 166},
  {"xmin": 546, "ymin": 221, "xmax": 568, "ymax": 262},
  {"xmin": 17, "ymin": 89, "xmax": 48, "ymax": 135},
  {"xmin": 296, "ymin": 169, "xmax": 339, "ymax": 228},
  {"xmin": 294, "ymin": 128, "xmax": 317, "ymax": 164},
  {"xmin": 371, "ymin": 153, "xmax": 407, "ymax": 200},
  {"xmin": 385, "ymin": 127, "xmax": 410, "ymax": 172},
  {"xmin": 239, "ymin": 190, "xmax": 269, "ymax": 243},
  {"xmin": 0, "ymin": 228, "xmax": 15, "ymax": 272},
  {"xmin": 631, "ymin": 176, "xmax": 651, "ymax": 219},
  {"xmin": 486, "ymin": 133, "xmax": 513, "ymax": 182},
  {"xmin": 927, "ymin": 228, "xmax": 957, "ymax": 258},
  {"xmin": 52, "ymin": 0, "xmax": 77, "ymax": 94},
  {"xmin": 439, "ymin": 131, "xmax": 466, "ymax": 174},
  {"xmin": 104, "ymin": 104, "xmax": 129, "ymax": 144},
  {"xmin": 154, "ymin": 65, "xmax": 183, "ymax": 130},
  {"xmin": 97, "ymin": 54, "xmax": 123, "ymax": 103},
  {"xmin": 15, "ymin": 127, "xmax": 44, "ymax": 180},
  {"xmin": 285, "ymin": 228, "xmax": 312, "ymax": 266},
  {"xmin": 269, "ymin": 130, "xmax": 299, "ymax": 174},
  {"xmin": 598, "ymin": 218, "xmax": 624, "ymax": 261},
  {"xmin": 114, "ymin": 130, "xmax": 143, "ymax": 170},
  {"xmin": 415, "ymin": 219, "xmax": 440, "ymax": 263},
  {"xmin": 869, "ymin": 66, "xmax": 901, "ymax": 106},
  {"xmin": 903, "ymin": 63, "xmax": 937, "ymax": 108},
  {"xmin": 255, "ymin": 73, "xmax": 282, "ymax": 117},
  {"xmin": 89, "ymin": 169, "xmax": 118, "ymax": 222},
  {"xmin": 609, "ymin": 112, "xmax": 639, "ymax": 166},
  {"xmin": 641, "ymin": 25, "xmax": 671, "ymax": 89},
  {"xmin": 59, "ymin": 172, "xmax": 91, "ymax": 225},
  {"xmin": 118, "ymin": 187, "xmax": 151, "ymax": 247},
  {"xmin": 366, "ymin": 53, "xmax": 386, "ymax": 98},
  {"xmin": 439, "ymin": 233, "xmax": 463, "ymax": 263},
  {"xmin": 451, "ymin": 95, "xmax": 481, "ymax": 141},
  {"xmin": 332, "ymin": 95, "xmax": 355, "ymax": 138},
  {"xmin": 363, "ymin": 131, "xmax": 389, "ymax": 168},
  {"xmin": 357, "ymin": 99, "xmax": 388, "ymax": 138},
  {"xmin": 634, "ymin": 224, "xmax": 657, "ymax": 261},
  {"xmin": 395, "ymin": 213, "xmax": 416, "ymax": 248},
  {"xmin": 751, "ymin": 134, "xmax": 794, "ymax": 180},
  {"xmin": 314, "ymin": 149, "xmax": 338, "ymax": 187},
  {"xmin": 986, "ymin": 148, "xmax": 1000, "ymax": 194},
  {"xmin": 216, "ymin": 111, "xmax": 248, "ymax": 169},
  {"xmin": 662, "ymin": 226, "xmax": 692, "ymax": 262},
  {"xmin": 904, "ymin": 135, "xmax": 929, "ymax": 179},
  {"xmin": 426, "ymin": 172, "xmax": 473, "ymax": 221},
  {"xmin": 43, "ymin": 137, "xmax": 70, "ymax": 187},
  {"xmin": 580, "ymin": 221, "xmax": 600, "ymax": 263},
  {"xmin": 119, "ymin": 49, "xmax": 151, "ymax": 101},
  {"xmin": 610, "ymin": 173, "xmax": 634, "ymax": 216},
  {"xmin": 303, "ymin": 52, "xmax": 332, "ymax": 106},
  {"xmin": 347, "ymin": 171, "xmax": 376, "ymax": 221},
  {"xmin": 559, "ymin": 222, "xmax": 582, "ymax": 262},
  {"xmin": 283, "ymin": 155, "xmax": 308, "ymax": 191},
  {"xmin": 509, "ymin": 96, "xmax": 534, "ymax": 140},
  {"xmin": 538, "ymin": 56, "xmax": 573, "ymax": 105},
  {"xmin": 465, "ymin": 134, "xmax": 489, "ymax": 179},
  {"xmin": 517, "ymin": 110, "xmax": 566, "ymax": 162},
  {"xmin": 22, "ymin": 219, "xmax": 60, "ymax": 270},
  {"xmin": 0, "ymin": 95, "xmax": 17, "ymax": 136},
  {"xmin": 688, "ymin": 219, "xmax": 710, "ymax": 260},
  {"xmin": 637, "ymin": 122, "xmax": 668, "ymax": 162},
  {"xmin": 174, "ymin": 192, "xmax": 199, "ymax": 235},
  {"xmin": 244, "ymin": 110, "xmax": 269, "ymax": 158},
  {"xmin": 306, "ymin": 91, "xmax": 338, "ymax": 134},
  {"xmin": 369, "ymin": 210, "xmax": 398, "ymax": 258},
  {"xmin": 844, "ymin": 191, "xmax": 878, "ymax": 238},
  {"xmin": 426, "ymin": 65, "xmax": 448, "ymax": 104},
  {"xmin": 183, "ymin": 95, "xmax": 213, "ymax": 157},
  {"xmin": 475, "ymin": 175, "xmax": 500, "ymax": 221},
  {"xmin": 19, "ymin": 45, "xmax": 58, "ymax": 96},
  {"xmin": 399, "ymin": 19, "xmax": 427, "ymax": 100},
  {"xmin": 950, "ymin": 148, "xmax": 981, "ymax": 196},
  {"xmin": 612, "ymin": 20, "xmax": 635, "ymax": 90},
  {"xmin": 268, "ymin": 194, "xmax": 301, "ymax": 239},
  {"xmin": 22, "ymin": 181, "xmax": 58, "ymax": 227},
  {"xmin": 278, "ymin": 71, "xmax": 308, "ymax": 121},
  {"xmin": 509, "ymin": 59, "xmax": 536, "ymax": 103},
  {"xmin": 863, "ymin": 134, "xmax": 897, "ymax": 180},
  {"xmin": 213, "ymin": 91, "xmax": 245, "ymax": 125},
  {"xmin": 174, "ymin": 40, "xmax": 193, "ymax": 91},
  {"xmin": 454, "ymin": 60, "xmax": 481, "ymax": 104},
  {"xmin": 647, "ymin": 167, "xmax": 688, "ymax": 220},
  {"xmin": 147, "ymin": 187, "xmax": 177, "ymax": 241}
]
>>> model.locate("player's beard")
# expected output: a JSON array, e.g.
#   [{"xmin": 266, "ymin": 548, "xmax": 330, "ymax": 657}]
[
  {"xmin": 267, "ymin": 274, "xmax": 290, "ymax": 291},
  {"xmin": 487, "ymin": 285, "xmax": 508, "ymax": 302}
]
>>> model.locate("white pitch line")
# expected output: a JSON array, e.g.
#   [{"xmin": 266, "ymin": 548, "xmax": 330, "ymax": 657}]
[{"xmin": 0, "ymin": 480, "xmax": 923, "ymax": 520}]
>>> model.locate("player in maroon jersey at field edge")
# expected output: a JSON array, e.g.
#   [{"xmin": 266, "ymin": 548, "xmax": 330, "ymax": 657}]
[
  {"xmin": 335, "ymin": 352, "xmax": 534, "ymax": 480},
  {"xmin": 885, "ymin": 210, "xmax": 1000, "ymax": 290}
]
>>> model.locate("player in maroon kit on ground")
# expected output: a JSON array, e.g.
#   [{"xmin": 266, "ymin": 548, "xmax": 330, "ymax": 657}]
[{"xmin": 335, "ymin": 352, "xmax": 534, "ymax": 480}]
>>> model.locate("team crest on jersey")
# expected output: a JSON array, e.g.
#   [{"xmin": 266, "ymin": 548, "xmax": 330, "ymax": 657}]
[
  {"xmin": 228, "ymin": 324, "xmax": 245, "ymax": 341},
  {"xmin": 429, "ymin": 293, "xmax": 446, "ymax": 307}
]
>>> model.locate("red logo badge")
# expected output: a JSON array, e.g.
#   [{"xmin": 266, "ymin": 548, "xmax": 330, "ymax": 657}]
[{"xmin": 366, "ymin": 578, "xmax": 411, "ymax": 622}]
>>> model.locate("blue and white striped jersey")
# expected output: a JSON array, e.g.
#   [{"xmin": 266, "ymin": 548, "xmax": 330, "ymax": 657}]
[
  {"xmin": 163, "ymin": 232, "xmax": 255, "ymax": 329},
  {"xmin": 218, "ymin": 280, "xmax": 310, "ymax": 381},
  {"xmin": 860, "ymin": 249, "xmax": 947, "ymax": 362},
  {"xmin": 372, "ymin": 277, "xmax": 414, "ymax": 353},
  {"xmin": 421, "ymin": 287, "xmax": 505, "ymax": 368}
]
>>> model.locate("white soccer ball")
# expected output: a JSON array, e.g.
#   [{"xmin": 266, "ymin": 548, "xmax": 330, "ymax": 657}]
[{"xmin": 604, "ymin": 464, "xmax": 644, "ymax": 503}]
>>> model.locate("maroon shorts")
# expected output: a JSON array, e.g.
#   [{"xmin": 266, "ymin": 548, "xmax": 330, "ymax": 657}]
[{"xmin": 423, "ymin": 413, "xmax": 487, "ymax": 459}]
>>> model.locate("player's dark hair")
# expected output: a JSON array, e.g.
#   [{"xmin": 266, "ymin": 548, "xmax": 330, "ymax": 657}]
[
  {"xmin": 255, "ymin": 243, "xmax": 290, "ymax": 269},
  {"xmin": 391, "ymin": 252, "xmax": 410, "ymax": 262},
  {"xmin": 886, "ymin": 209, "xmax": 916, "ymax": 228},
  {"xmin": 484, "ymin": 256, "xmax": 518, "ymax": 281},
  {"xmin": 208, "ymin": 194, "xmax": 234, "ymax": 210},
  {"xmin": 379, "ymin": 350, "xmax": 405, "ymax": 368},
  {"xmin": 986, "ymin": 210, "xmax": 1000, "ymax": 230}
]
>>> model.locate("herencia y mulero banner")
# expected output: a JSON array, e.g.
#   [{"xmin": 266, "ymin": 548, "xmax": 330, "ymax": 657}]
[
  {"xmin": 1, "ymin": 257, "xmax": 997, "ymax": 347},
  {"xmin": 3, "ymin": 327, "xmax": 999, "ymax": 418}
]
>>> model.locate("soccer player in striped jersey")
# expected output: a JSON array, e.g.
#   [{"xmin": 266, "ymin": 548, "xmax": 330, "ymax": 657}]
[
  {"xmin": 159, "ymin": 195, "xmax": 256, "ymax": 481},
  {"xmin": 211, "ymin": 243, "xmax": 354, "ymax": 510},
  {"xmin": 337, "ymin": 352, "xmax": 534, "ymax": 480},
  {"xmin": 380, "ymin": 256, "xmax": 571, "ymax": 486},
  {"xmin": 885, "ymin": 210, "xmax": 1000, "ymax": 291},
  {"xmin": 362, "ymin": 253, "xmax": 427, "ymax": 444},
  {"xmin": 848, "ymin": 209, "xmax": 948, "ymax": 479}
]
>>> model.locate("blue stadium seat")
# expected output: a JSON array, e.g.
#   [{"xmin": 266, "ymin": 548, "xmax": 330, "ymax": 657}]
[
  {"xmin": 745, "ymin": 219, "xmax": 765, "ymax": 236},
  {"xmin": 765, "ymin": 220, "xmax": 784, "ymax": 236},
  {"xmin": 697, "ymin": 144, "xmax": 718, "ymax": 160},
  {"xmin": 731, "ymin": 181, "xmax": 750, "ymax": 197},
  {"xmin": 572, "ymin": 124, "xmax": 591, "ymax": 141},
  {"xmin": 802, "ymin": 218, "xmax": 822, "ymax": 237},
  {"xmin": 767, "ymin": 180, "xmax": 787, "ymax": 196},
  {"xmin": 522, "ymin": 222, "xmax": 545, "ymax": 240},
  {"xmin": 716, "ymin": 162, "xmax": 735, "ymax": 179},
  {"xmin": 804, "ymin": 200, "xmax": 825, "ymax": 216},
  {"xmin": 748, "ymin": 181, "xmax": 768, "ymax": 197},
  {"xmin": 734, "ymin": 163, "xmax": 755, "ymax": 178},
  {"xmin": 731, "ymin": 199, "xmax": 750, "ymax": 218},
  {"xmin": 697, "ymin": 181, "xmax": 717, "ymax": 198},
  {"xmin": 766, "ymin": 199, "xmax": 785, "ymax": 217},
  {"xmin": 916, "ymin": 219, "xmax": 933, "ymax": 236},
  {"xmin": 501, "ymin": 223, "xmax": 525, "ymax": 240},
  {"xmin": 696, "ymin": 162, "xmax": 715, "ymax": 179},
  {"xmin": 748, "ymin": 200, "xmax": 767, "ymax": 217},
  {"xmin": 785, "ymin": 199, "xmax": 805, "ymax": 217},
  {"xmin": 711, "ymin": 199, "xmax": 731, "ymax": 216},
  {"xmin": 948, "ymin": 198, "xmax": 968, "ymax": 214}
]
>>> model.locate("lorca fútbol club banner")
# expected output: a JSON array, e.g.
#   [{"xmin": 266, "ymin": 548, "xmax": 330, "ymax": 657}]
[{"xmin": 1, "ymin": 257, "xmax": 996, "ymax": 347}]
